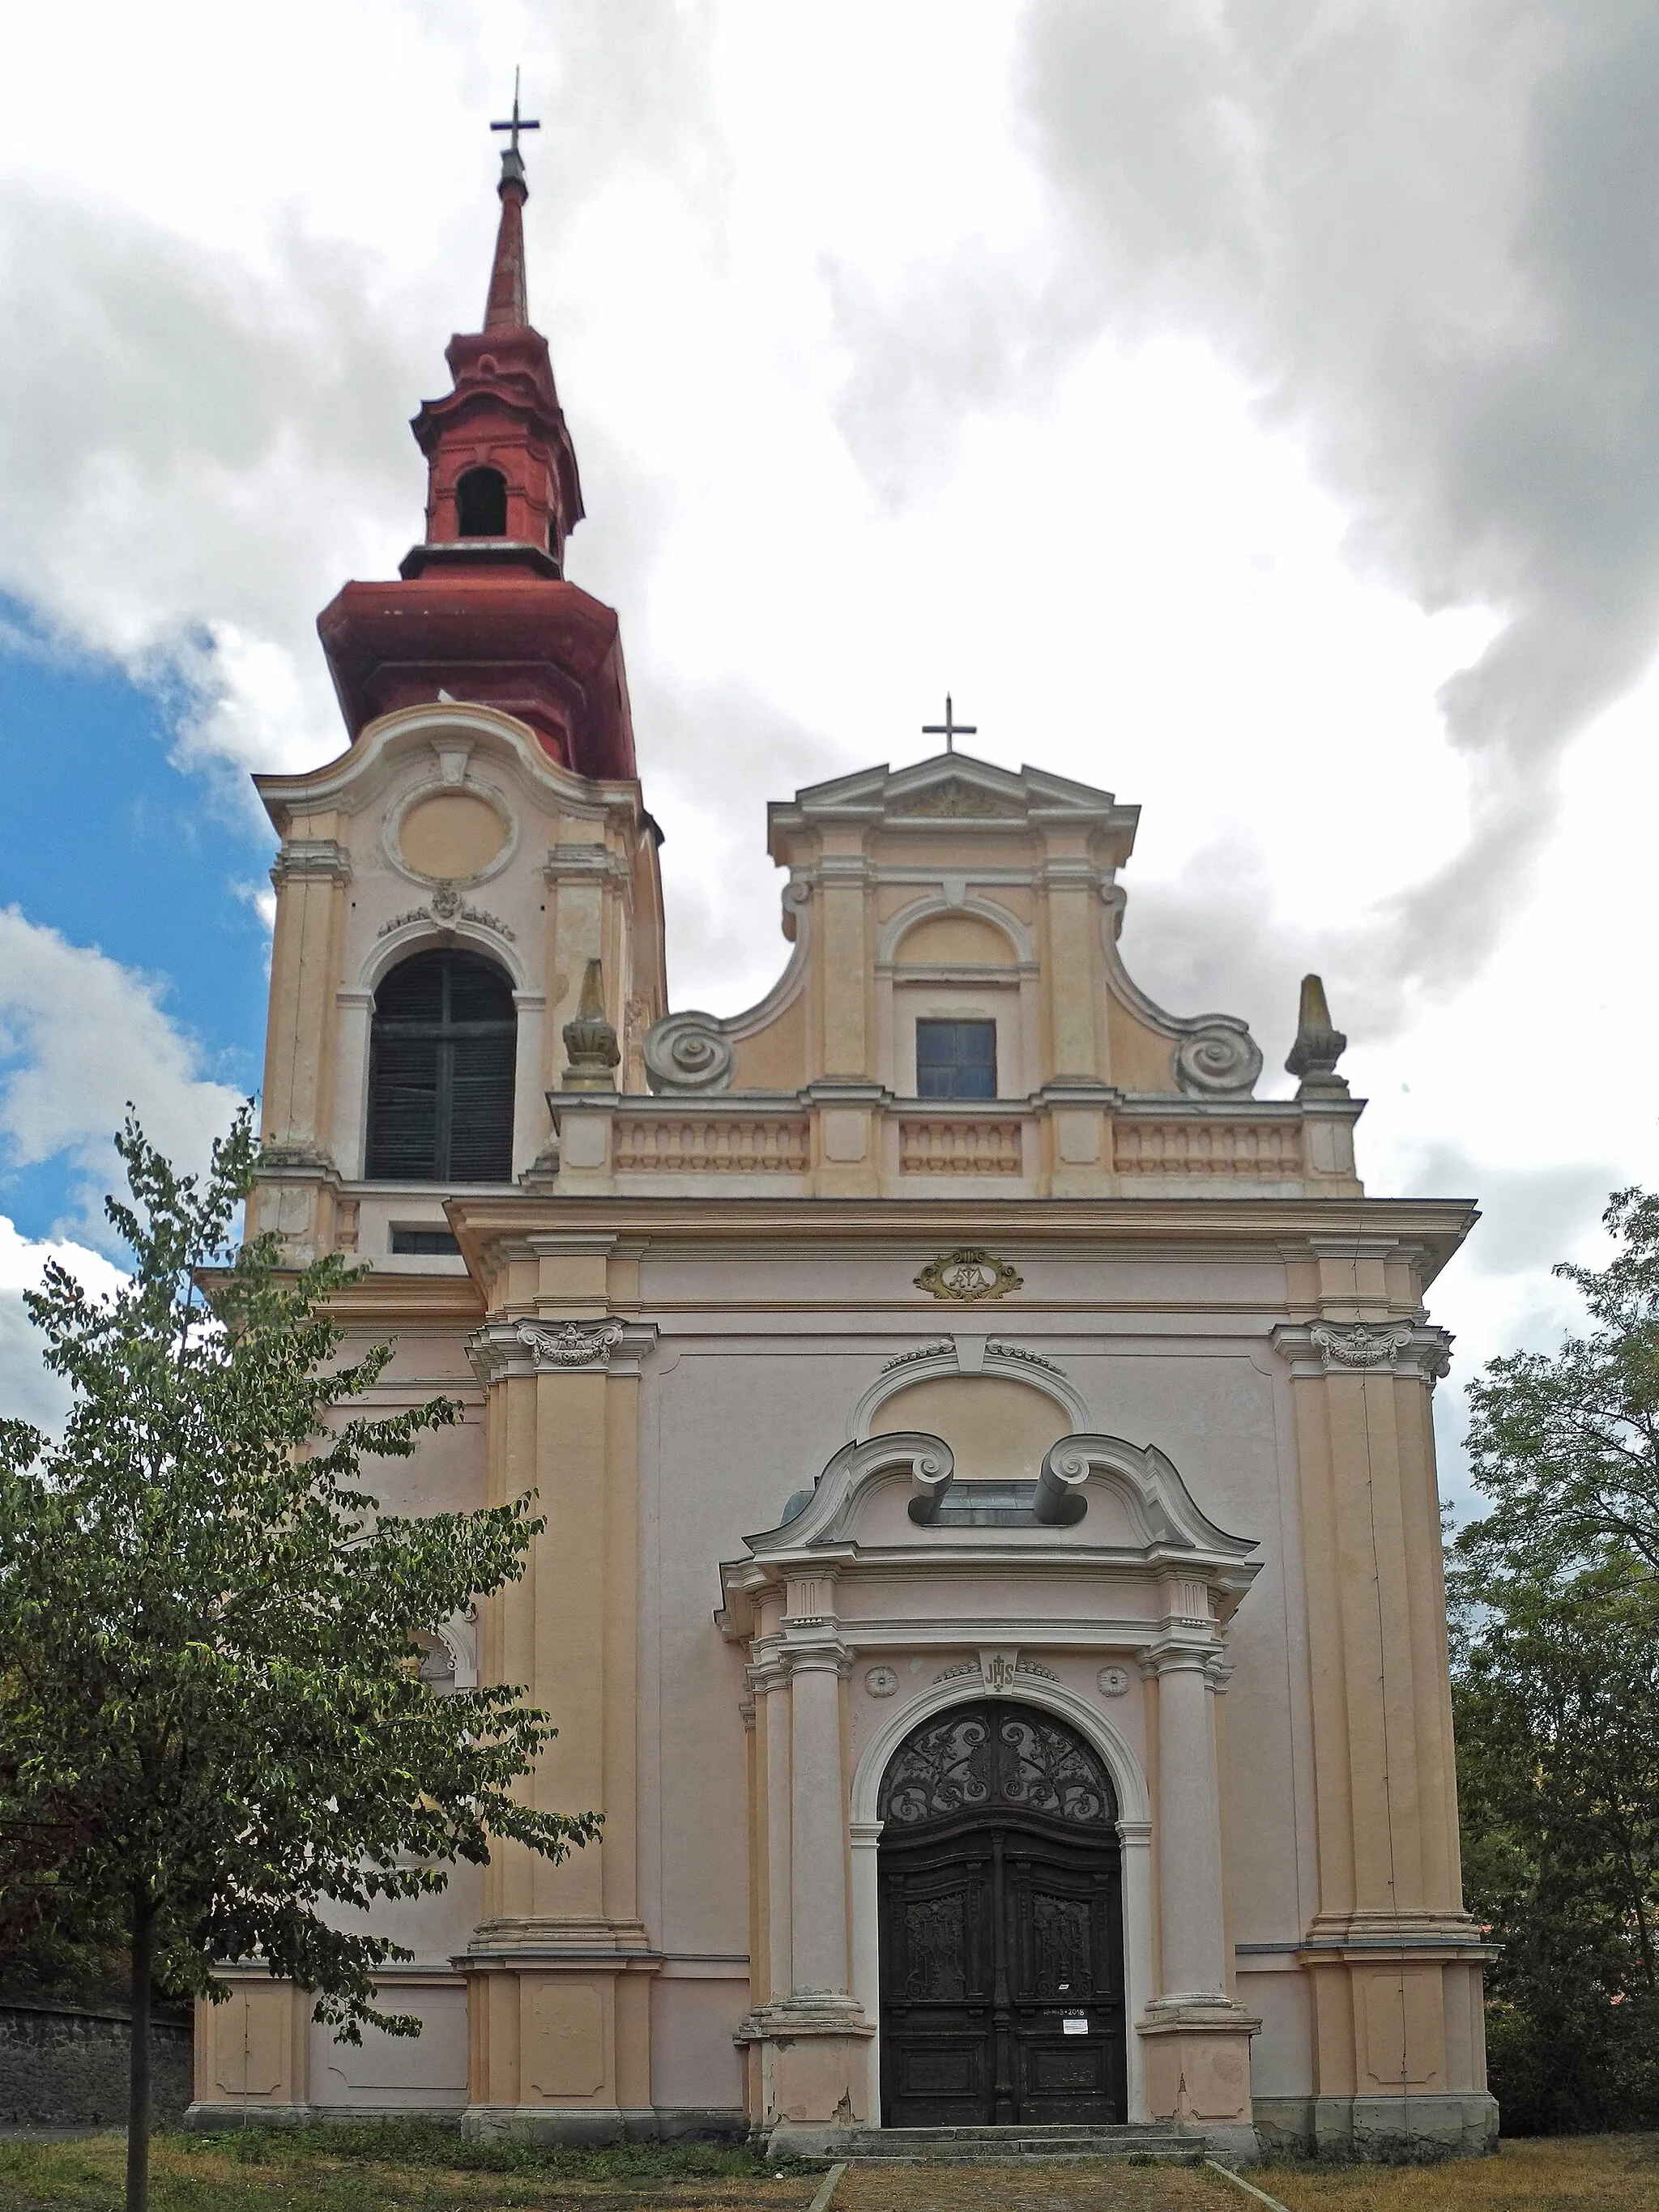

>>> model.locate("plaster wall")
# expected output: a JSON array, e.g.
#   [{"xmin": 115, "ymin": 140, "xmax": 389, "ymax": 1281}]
[{"xmin": 628, "ymin": 1238, "xmax": 1321, "ymax": 2114}]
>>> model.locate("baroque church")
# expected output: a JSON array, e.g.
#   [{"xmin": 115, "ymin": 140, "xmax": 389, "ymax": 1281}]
[{"xmin": 194, "ymin": 126, "xmax": 1496, "ymax": 2158}]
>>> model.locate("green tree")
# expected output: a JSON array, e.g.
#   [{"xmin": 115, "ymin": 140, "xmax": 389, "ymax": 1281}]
[
  {"xmin": 1451, "ymin": 1186, "xmax": 1659, "ymax": 2132},
  {"xmin": 0, "ymin": 1112, "xmax": 597, "ymax": 2212},
  {"xmin": 1450, "ymin": 1548, "xmax": 1659, "ymax": 2131},
  {"xmin": 1463, "ymin": 1186, "xmax": 1659, "ymax": 1580}
]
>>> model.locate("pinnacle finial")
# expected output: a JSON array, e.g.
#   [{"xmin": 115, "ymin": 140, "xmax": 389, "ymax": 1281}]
[
  {"xmin": 1286, "ymin": 973, "xmax": 1350, "ymax": 1097},
  {"xmin": 561, "ymin": 959, "xmax": 621, "ymax": 1089}
]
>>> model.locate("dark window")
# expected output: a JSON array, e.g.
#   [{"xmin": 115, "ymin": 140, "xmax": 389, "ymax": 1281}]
[
  {"xmin": 456, "ymin": 466, "xmax": 508, "ymax": 537},
  {"xmin": 390, "ymin": 1228, "xmax": 461, "ymax": 1255},
  {"xmin": 916, "ymin": 1019, "xmax": 997, "ymax": 1100},
  {"xmin": 366, "ymin": 949, "xmax": 516, "ymax": 1183}
]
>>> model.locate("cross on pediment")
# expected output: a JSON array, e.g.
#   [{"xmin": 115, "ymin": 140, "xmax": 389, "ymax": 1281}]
[{"xmin": 923, "ymin": 694, "xmax": 977, "ymax": 757}]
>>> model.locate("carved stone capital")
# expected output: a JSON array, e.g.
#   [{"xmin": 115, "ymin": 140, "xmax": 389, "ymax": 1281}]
[
  {"xmin": 1272, "ymin": 1319, "xmax": 1453, "ymax": 1385},
  {"xmin": 544, "ymin": 842, "xmax": 629, "ymax": 883},
  {"xmin": 271, "ymin": 838, "xmax": 352, "ymax": 887},
  {"xmin": 467, "ymin": 1316, "xmax": 656, "ymax": 1384}
]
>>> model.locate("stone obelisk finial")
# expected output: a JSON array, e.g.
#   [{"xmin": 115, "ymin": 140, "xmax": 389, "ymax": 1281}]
[
  {"xmin": 561, "ymin": 959, "xmax": 621, "ymax": 1089},
  {"xmin": 1286, "ymin": 974, "xmax": 1350, "ymax": 1097}
]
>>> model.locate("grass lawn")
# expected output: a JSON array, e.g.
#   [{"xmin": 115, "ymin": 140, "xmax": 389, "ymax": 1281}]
[
  {"xmin": 0, "ymin": 2121, "xmax": 824, "ymax": 2212},
  {"xmin": 0, "ymin": 2129, "xmax": 1653, "ymax": 2212},
  {"xmin": 1262, "ymin": 2134, "xmax": 1659, "ymax": 2212}
]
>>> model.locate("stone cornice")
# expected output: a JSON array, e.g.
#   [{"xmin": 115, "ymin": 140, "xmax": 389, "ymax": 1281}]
[{"xmin": 446, "ymin": 1194, "xmax": 1478, "ymax": 1284}]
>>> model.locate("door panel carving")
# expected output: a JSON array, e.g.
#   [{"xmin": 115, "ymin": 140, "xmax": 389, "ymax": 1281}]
[{"xmin": 877, "ymin": 1700, "xmax": 1125, "ymax": 2128}]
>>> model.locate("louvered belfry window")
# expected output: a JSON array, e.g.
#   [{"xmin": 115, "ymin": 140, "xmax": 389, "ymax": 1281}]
[{"xmin": 365, "ymin": 950, "xmax": 517, "ymax": 1183}]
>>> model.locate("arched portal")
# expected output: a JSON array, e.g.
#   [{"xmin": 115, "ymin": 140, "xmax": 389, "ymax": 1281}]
[{"xmin": 876, "ymin": 1699, "xmax": 1126, "ymax": 2129}]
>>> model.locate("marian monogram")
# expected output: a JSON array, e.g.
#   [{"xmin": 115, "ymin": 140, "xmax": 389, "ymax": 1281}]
[{"xmin": 915, "ymin": 1247, "xmax": 1023, "ymax": 1302}]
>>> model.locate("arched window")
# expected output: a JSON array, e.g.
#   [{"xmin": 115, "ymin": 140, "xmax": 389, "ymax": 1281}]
[
  {"xmin": 366, "ymin": 949, "xmax": 516, "ymax": 1183},
  {"xmin": 455, "ymin": 466, "xmax": 508, "ymax": 537}
]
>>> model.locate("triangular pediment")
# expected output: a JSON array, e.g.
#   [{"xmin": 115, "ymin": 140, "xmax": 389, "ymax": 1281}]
[{"xmin": 772, "ymin": 752, "xmax": 1139, "ymax": 850}]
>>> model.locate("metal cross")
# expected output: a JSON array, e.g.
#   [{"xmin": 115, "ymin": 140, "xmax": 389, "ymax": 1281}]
[
  {"xmin": 491, "ymin": 68, "xmax": 541, "ymax": 159},
  {"xmin": 923, "ymin": 694, "xmax": 977, "ymax": 756}
]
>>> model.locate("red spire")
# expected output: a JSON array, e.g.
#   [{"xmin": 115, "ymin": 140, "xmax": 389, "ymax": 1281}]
[
  {"xmin": 314, "ymin": 95, "xmax": 636, "ymax": 782},
  {"xmin": 484, "ymin": 164, "xmax": 531, "ymax": 331}
]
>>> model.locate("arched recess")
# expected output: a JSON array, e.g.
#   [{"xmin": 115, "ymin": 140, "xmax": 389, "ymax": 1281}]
[
  {"xmin": 365, "ymin": 946, "xmax": 517, "ymax": 1183},
  {"xmin": 360, "ymin": 920, "xmax": 528, "ymax": 997},
  {"xmin": 849, "ymin": 1675, "xmax": 1154, "ymax": 2125},
  {"xmin": 877, "ymin": 893, "xmax": 1038, "ymax": 1101},
  {"xmin": 876, "ymin": 893, "xmax": 1035, "ymax": 970},
  {"xmin": 334, "ymin": 923, "xmax": 534, "ymax": 1183},
  {"xmin": 851, "ymin": 1341, "xmax": 1093, "ymax": 1443}
]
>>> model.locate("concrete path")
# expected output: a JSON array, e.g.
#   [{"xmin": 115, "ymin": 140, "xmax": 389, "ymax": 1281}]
[{"xmin": 837, "ymin": 2158, "xmax": 1239, "ymax": 2212}]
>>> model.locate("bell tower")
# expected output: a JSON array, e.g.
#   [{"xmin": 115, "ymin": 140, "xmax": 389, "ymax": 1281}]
[{"xmin": 317, "ymin": 100, "xmax": 635, "ymax": 776}]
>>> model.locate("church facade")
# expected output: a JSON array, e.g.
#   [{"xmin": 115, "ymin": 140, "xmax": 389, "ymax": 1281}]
[{"xmin": 191, "ymin": 139, "xmax": 1497, "ymax": 2158}]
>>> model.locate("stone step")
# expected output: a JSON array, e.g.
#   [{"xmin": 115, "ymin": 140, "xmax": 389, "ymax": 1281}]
[{"xmin": 837, "ymin": 2122, "xmax": 1194, "ymax": 2163}]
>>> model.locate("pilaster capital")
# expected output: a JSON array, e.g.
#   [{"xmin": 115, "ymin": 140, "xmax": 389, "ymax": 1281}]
[
  {"xmin": 745, "ymin": 1652, "xmax": 790, "ymax": 1698},
  {"xmin": 1272, "ymin": 1317, "xmax": 1452, "ymax": 1385},
  {"xmin": 1137, "ymin": 1640, "xmax": 1218, "ymax": 1680},
  {"xmin": 816, "ymin": 854, "xmax": 874, "ymax": 887},
  {"xmin": 271, "ymin": 838, "xmax": 352, "ymax": 887},
  {"xmin": 544, "ymin": 842, "xmax": 629, "ymax": 883},
  {"xmin": 466, "ymin": 1315, "xmax": 657, "ymax": 1385},
  {"xmin": 254, "ymin": 1148, "xmax": 340, "ymax": 1180}
]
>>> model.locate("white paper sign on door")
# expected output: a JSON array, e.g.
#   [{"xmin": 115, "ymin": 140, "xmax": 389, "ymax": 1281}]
[{"xmin": 1062, "ymin": 2016, "xmax": 1088, "ymax": 2035}]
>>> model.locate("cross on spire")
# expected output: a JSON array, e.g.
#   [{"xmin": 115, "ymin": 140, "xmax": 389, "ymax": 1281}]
[
  {"xmin": 922, "ymin": 693, "xmax": 977, "ymax": 757},
  {"xmin": 491, "ymin": 68, "xmax": 540, "ymax": 179}
]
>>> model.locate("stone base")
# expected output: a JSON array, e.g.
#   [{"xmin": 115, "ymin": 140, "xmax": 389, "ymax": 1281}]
[
  {"xmin": 188, "ymin": 2103, "xmax": 747, "ymax": 2145},
  {"xmin": 1252, "ymin": 2092, "xmax": 1499, "ymax": 2158},
  {"xmin": 1137, "ymin": 1999, "xmax": 1260, "ymax": 2137},
  {"xmin": 763, "ymin": 2120, "xmax": 1259, "ymax": 2163},
  {"xmin": 461, "ymin": 2104, "xmax": 747, "ymax": 2146},
  {"xmin": 737, "ymin": 1995, "xmax": 874, "ymax": 2137},
  {"xmin": 186, "ymin": 2103, "xmax": 320, "ymax": 2130}
]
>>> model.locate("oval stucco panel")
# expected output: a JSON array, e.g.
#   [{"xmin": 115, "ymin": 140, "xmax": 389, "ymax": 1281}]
[{"xmin": 398, "ymin": 791, "xmax": 508, "ymax": 881}]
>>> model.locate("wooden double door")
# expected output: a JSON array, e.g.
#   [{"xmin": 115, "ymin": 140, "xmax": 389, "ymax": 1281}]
[{"xmin": 876, "ymin": 1700, "xmax": 1126, "ymax": 2129}]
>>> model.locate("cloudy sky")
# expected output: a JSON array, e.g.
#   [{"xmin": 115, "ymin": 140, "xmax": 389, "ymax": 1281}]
[{"xmin": 2, "ymin": 0, "xmax": 1657, "ymax": 1507}]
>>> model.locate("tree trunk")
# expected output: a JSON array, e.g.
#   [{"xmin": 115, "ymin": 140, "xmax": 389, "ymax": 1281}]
[{"xmin": 126, "ymin": 1899, "xmax": 155, "ymax": 2212}]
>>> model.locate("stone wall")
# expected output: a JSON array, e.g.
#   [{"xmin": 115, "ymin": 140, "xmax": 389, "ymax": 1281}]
[{"xmin": 0, "ymin": 2000, "xmax": 192, "ymax": 2127}]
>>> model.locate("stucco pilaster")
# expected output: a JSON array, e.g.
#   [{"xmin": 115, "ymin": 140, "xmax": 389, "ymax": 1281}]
[
  {"xmin": 1039, "ymin": 842, "xmax": 1101, "ymax": 1082},
  {"xmin": 1149, "ymin": 1649, "xmax": 1229, "ymax": 2001},
  {"xmin": 262, "ymin": 833, "xmax": 351, "ymax": 1158},
  {"xmin": 788, "ymin": 1648, "xmax": 852, "ymax": 1996},
  {"xmin": 735, "ymin": 1577, "xmax": 872, "ymax": 2142},
  {"xmin": 1271, "ymin": 1309, "xmax": 1495, "ymax": 2137},
  {"xmin": 817, "ymin": 846, "xmax": 872, "ymax": 1078},
  {"xmin": 544, "ymin": 836, "xmax": 631, "ymax": 1095},
  {"xmin": 1137, "ymin": 1624, "xmax": 1257, "ymax": 2141},
  {"xmin": 459, "ymin": 1285, "xmax": 658, "ymax": 2138}
]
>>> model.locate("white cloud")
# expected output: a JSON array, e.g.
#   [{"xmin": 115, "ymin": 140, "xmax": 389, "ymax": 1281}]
[
  {"xmin": 1, "ymin": 0, "xmax": 1657, "ymax": 1519},
  {"xmin": 0, "ymin": 909, "xmax": 244, "ymax": 1242},
  {"xmin": 0, "ymin": 1218, "xmax": 128, "ymax": 1437}
]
